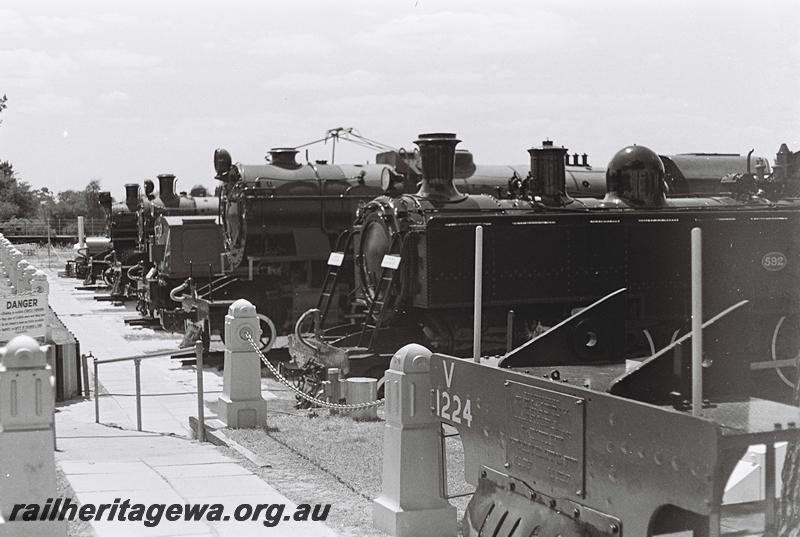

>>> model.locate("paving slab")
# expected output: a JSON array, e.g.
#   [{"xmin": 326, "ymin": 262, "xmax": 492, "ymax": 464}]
[{"xmin": 47, "ymin": 269, "xmax": 339, "ymax": 537}]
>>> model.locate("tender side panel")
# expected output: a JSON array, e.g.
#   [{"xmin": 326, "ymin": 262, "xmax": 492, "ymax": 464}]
[{"xmin": 429, "ymin": 355, "xmax": 721, "ymax": 536}]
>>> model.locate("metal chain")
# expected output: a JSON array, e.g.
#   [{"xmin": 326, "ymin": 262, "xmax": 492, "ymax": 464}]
[{"xmin": 245, "ymin": 333, "xmax": 384, "ymax": 410}]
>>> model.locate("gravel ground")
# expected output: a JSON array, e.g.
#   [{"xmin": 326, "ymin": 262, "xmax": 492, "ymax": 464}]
[{"xmin": 225, "ymin": 397, "xmax": 474, "ymax": 536}]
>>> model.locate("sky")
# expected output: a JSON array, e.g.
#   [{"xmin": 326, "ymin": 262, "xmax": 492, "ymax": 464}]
[{"xmin": 0, "ymin": 0, "xmax": 798, "ymax": 196}]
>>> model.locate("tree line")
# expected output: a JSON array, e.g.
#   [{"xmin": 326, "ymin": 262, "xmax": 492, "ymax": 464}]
[{"xmin": 0, "ymin": 95, "xmax": 208, "ymax": 225}]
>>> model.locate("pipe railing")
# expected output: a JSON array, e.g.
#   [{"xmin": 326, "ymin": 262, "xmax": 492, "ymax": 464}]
[{"xmin": 91, "ymin": 342, "xmax": 207, "ymax": 440}]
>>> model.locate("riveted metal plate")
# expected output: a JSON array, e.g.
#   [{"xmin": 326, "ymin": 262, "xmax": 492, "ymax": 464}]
[{"xmin": 505, "ymin": 381, "xmax": 585, "ymax": 497}]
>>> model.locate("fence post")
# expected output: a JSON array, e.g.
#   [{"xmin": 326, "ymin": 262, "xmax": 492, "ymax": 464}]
[
  {"xmin": 218, "ymin": 299, "xmax": 267, "ymax": 428},
  {"xmin": 373, "ymin": 343, "xmax": 456, "ymax": 537},
  {"xmin": 0, "ymin": 335, "xmax": 66, "ymax": 536}
]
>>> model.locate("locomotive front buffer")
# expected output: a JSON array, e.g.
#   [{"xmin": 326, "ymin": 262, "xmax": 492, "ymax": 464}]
[{"xmin": 429, "ymin": 292, "xmax": 800, "ymax": 537}]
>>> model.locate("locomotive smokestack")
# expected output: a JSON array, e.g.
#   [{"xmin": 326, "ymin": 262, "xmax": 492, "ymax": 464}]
[
  {"xmin": 268, "ymin": 148, "xmax": 301, "ymax": 169},
  {"xmin": 529, "ymin": 140, "xmax": 570, "ymax": 206},
  {"xmin": 158, "ymin": 174, "xmax": 177, "ymax": 203},
  {"xmin": 124, "ymin": 183, "xmax": 139, "ymax": 211},
  {"xmin": 414, "ymin": 133, "xmax": 466, "ymax": 202},
  {"xmin": 581, "ymin": 153, "xmax": 588, "ymax": 167}
]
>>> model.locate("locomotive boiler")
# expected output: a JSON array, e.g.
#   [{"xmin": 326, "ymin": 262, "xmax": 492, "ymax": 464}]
[{"xmin": 289, "ymin": 132, "xmax": 800, "ymax": 401}]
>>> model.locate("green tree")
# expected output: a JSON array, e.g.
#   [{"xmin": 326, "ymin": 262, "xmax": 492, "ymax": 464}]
[{"xmin": 0, "ymin": 94, "xmax": 37, "ymax": 219}]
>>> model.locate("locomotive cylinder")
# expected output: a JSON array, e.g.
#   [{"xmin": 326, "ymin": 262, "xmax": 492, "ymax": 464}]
[
  {"xmin": 528, "ymin": 140, "xmax": 570, "ymax": 205},
  {"xmin": 415, "ymin": 133, "xmax": 466, "ymax": 202}
]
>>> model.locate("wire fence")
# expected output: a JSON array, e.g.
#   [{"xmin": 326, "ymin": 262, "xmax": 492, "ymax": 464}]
[{"xmin": 0, "ymin": 216, "xmax": 106, "ymax": 237}]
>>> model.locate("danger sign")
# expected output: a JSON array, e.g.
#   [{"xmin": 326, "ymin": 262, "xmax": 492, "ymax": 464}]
[{"xmin": 0, "ymin": 293, "xmax": 47, "ymax": 342}]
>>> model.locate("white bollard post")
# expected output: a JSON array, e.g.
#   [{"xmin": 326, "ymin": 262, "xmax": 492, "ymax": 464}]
[
  {"xmin": 77, "ymin": 216, "xmax": 85, "ymax": 249},
  {"xmin": 31, "ymin": 270, "xmax": 49, "ymax": 296},
  {"xmin": 373, "ymin": 344, "xmax": 456, "ymax": 537},
  {"xmin": 473, "ymin": 225, "xmax": 483, "ymax": 363},
  {"xmin": 0, "ymin": 335, "xmax": 65, "ymax": 537},
  {"xmin": 346, "ymin": 377, "xmax": 378, "ymax": 421},
  {"xmin": 20, "ymin": 265, "xmax": 37, "ymax": 294},
  {"xmin": 691, "ymin": 227, "xmax": 703, "ymax": 416},
  {"xmin": 217, "ymin": 299, "xmax": 268, "ymax": 428}
]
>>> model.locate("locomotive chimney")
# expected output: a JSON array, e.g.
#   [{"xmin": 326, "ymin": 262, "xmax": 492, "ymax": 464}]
[
  {"xmin": 581, "ymin": 153, "xmax": 588, "ymax": 166},
  {"xmin": 124, "ymin": 183, "xmax": 139, "ymax": 211},
  {"xmin": 414, "ymin": 133, "xmax": 466, "ymax": 202},
  {"xmin": 158, "ymin": 173, "xmax": 177, "ymax": 203},
  {"xmin": 268, "ymin": 148, "xmax": 301, "ymax": 169},
  {"xmin": 528, "ymin": 140, "xmax": 570, "ymax": 206}
]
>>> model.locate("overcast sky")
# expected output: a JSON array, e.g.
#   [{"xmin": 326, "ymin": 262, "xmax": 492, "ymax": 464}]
[{"xmin": 1, "ymin": 0, "xmax": 798, "ymax": 195}]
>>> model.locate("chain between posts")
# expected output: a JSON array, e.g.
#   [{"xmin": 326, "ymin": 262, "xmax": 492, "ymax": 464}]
[{"xmin": 244, "ymin": 333, "xmax": 384, "ymax": 410}]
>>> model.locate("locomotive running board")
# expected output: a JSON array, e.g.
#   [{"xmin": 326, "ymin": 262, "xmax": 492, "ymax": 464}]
[{"xmin": 498, "ymin": 288, "xmax": 627, "ymax": 369}]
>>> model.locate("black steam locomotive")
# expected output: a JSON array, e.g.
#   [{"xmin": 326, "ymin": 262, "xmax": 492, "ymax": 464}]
[
  {"xmin": 171, "ymin": 144, "xmax": 600, "ymax": 346},
  {"xmin": 86, "ymin": 176, "xmax": 219, "ymax": 308},
  {"xmin": 289, "ymin": 133, "xmax": 800, "ymax": 400}
]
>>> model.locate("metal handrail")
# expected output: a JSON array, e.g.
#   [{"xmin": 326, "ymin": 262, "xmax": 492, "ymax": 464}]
[
  {"xmin": 94, "ymin": 347, "xmax": 182, "ymax": 365},
  {"xmin": 91, "ymin": 342, "xmax": 206, "ymax": 441}
]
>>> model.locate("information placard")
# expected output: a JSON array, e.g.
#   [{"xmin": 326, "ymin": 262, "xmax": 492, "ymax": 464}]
[{"xmin": 0, "ymin": 293, "xmax": 47, "ymax": 342}]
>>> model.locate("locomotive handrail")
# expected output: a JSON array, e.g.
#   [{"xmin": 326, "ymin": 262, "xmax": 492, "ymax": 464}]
[
  {"xmin": 170, "ymin": 279, "xmax": 190, "ymax": 302},
  {"xmin": 294, "ymin": 308, "xmax": 322, "ymax": 352}
]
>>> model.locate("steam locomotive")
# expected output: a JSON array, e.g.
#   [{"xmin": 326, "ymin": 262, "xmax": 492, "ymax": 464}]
[
  {"xmin": 84, "ymin": 176, "xmax": 219, "ymax": 309},
  {"xmin": 289, "ymin": 133, "xmax": 800, "ymax": 400},
  {"xmin": 171, "ymin": 145, "xmax": 606, "ymax": 346},
  {"xmin": 131, "ymin": 174, "xmax": 220, "ymax": 324}
]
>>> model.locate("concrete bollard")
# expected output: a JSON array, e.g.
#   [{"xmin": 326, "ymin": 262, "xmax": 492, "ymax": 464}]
[
  {"xmin": 0, "ymin": 335, "xmax": 65, "ymax": 537},
  {"xmin": 373, "ymin": 344, "xmax": 456, "ymax": 537},
  {"xmin": 347, "ymin": 377, "xmax": 378, "ymax": 421},
  {"xmin": 217, "ymin": 299, "xmax": 268, "ymax": 428},
  {"xmin": 20, "ymin": 265, "xmax": 37, "ymax": 293},
  {"xmin": 31, "ymin": 270, "xmax": 49, "ymax": 295},
  {"xmin": 10, "ymin": 253, "xmax": 24, "ymax": 289}
]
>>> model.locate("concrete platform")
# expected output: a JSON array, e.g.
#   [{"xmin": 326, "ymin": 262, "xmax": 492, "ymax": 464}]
[{"xmin": 47, "ymin": 269, "xmax": 338, "ymax": 537}]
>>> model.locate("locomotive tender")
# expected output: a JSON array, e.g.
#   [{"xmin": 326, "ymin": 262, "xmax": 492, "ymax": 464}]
[
  {"xmin": 428, "ymin": 288, "xmax": 800, "ymax": 536},
  {"xmin": 290, "ymin": 132, "xmax": 800, "ymax": 400}
]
